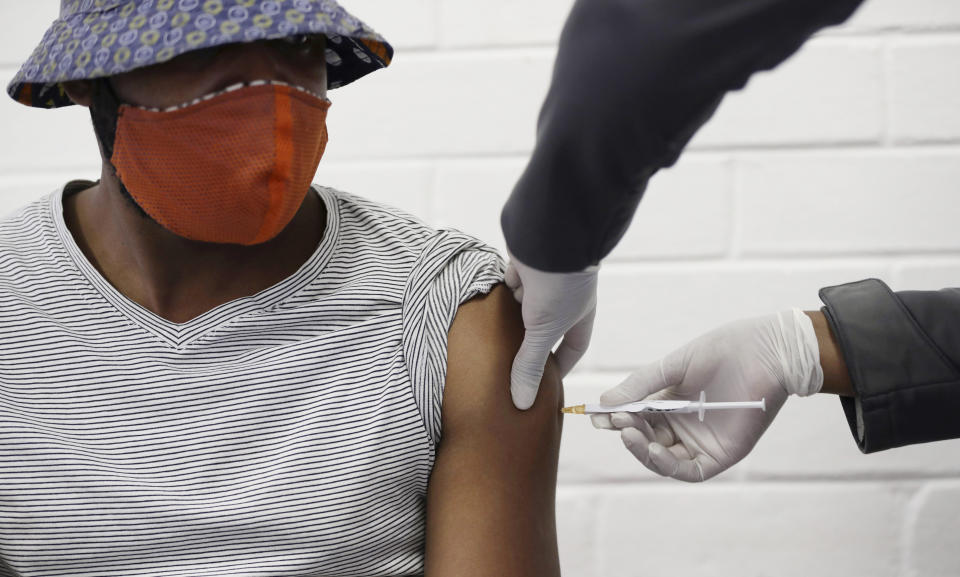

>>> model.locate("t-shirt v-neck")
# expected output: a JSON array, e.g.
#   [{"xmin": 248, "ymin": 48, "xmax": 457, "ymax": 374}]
[
  {"xmin": 51, "ymin": 180, "xmax": 340, "ymax": 350},
  {"xmin": 1, "ymin": 181, "xmax": 506, "ymax": 575}
]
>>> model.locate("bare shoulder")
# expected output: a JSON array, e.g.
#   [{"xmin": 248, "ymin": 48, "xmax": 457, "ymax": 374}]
[
  {"xmin": 424, "ymin": 283, "xmax": 563, "ymax": 577},
  {"xmin": 443, "ymin": 282, "xmax": 563, "ymax": 437}
]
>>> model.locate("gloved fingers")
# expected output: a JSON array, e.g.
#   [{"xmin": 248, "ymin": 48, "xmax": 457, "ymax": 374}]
[
  {"xmin": 646, "ymin": 442, "xmax": 680, "ymax": 478},
  {"xmin": 649, "ymin": 443, "xmax": 720, "ymax": 483},
  {"xmin": 513, "ymin": 285, "xmax": 525, "ymax": 303},
  {"xmin": 504, "ymin": 264, "xmax": 525, "ymax": 304},
  {"xmin": 672, "ymin": 457, "xmax": 706, "ymax": 483},
  {"xmin": 504, "ymin": 262, "xmax": 521, "ymax": 291},
  {"xmin": 647, "ymin": 414, "xmax": 677, "ymax": 446},
  {"xmin": 610, "ymin": 411, "xmax": 636, "ymax": 430},
  {"xmin": 673, "ymin": 453, "xmax": 724, "ymax": 483},
  {"xmin": 620, "ymin": 426, "xmax": 654, "ymax": 468},
  {"xmin": 634, "ymin": 416, "xmax": 659, "ymax": 442},
  {"xmin": 667, "ymin": 442, "xmax": 693, "ymax": 461},
  {"xmin": 610, "ymin": 412, "xmax": 675, "ymax": 446},
  {"xmin": 590, "ymin": 413, "xmax": 616, "ymax": 430},
  {"xmin": 510, "ymin": 335, "xmax": 554, "ymax": 410},
  {"xmin": 694, "ymin": 454, "xmax": 724, "ymax": 482},
  {"xmin": 600, "ymin": 357, "xmax": 674, "ymax": 406},
  {"xmin": 602, "ymin": 412, "xmax": 658, "ymax": 443},
  {"xmin": 554, "ymin": 308, "xmax": 596, "ymax": 377}
]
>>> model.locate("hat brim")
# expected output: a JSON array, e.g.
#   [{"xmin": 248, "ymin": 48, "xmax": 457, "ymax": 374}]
[{"xmin": 6, "ymin": 0, "xmax": 393, "ymax": 109}]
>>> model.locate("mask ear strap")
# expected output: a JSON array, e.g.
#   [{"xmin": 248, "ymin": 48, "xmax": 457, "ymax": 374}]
[
  {"xmin": 87, "ymin": 77, "xmax": 151, "ymax": 220},
  {"xmin": 89, "ymin": 77, "xmax": 122, "ymax": 161}
]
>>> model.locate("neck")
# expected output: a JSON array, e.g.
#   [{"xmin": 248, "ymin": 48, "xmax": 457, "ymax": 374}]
[{"xmin": 63, "ymin": 167, "xmax": 325, "ymax": 324}]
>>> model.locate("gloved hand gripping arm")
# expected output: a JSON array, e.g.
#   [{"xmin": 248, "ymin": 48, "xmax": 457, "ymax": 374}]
[
  {"xmin": 503, "ymin": 0, "xmax": 867, "ymax": 410},
  {"xmin": 506, "ymin": 256, "xmax": 598, "ymax": 410}
]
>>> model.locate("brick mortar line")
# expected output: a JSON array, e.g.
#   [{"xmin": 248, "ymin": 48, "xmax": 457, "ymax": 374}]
[
  {"xmin": 821, "ymin": 26, "xmax": 960, "ymax": 38},
  {"xmin": 598, "ymin": 256, "xmax": 960, "ymax": 272},
  {"xmin": 6, "ymin": 139, "xmax": 960, "ymax": 174},
  {"xmin": 734, "ymin": 250, "xmax": 960, "ymax": 260},
  {"xmin": 690, "ymin": 140, "xmax": 960, "ymax": 154},
  {"xmin": 318, "ymin": 142, "xmax": 960, "ymax": 162},
  {"xmin": 316, "ymin": 143, "xmax": 960, "ymax": 167},
  {"xmin": 556, "ymin": 479, "xmax": 954, "ymax": 492},
  {"xmin": 6, "ymin": 141, "xmax": 960, "ymax": 173}
]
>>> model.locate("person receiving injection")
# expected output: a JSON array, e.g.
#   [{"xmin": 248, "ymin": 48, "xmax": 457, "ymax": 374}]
[{"xmin": 501, "ymin": 0, "xmax": 960, "ymax": 482}]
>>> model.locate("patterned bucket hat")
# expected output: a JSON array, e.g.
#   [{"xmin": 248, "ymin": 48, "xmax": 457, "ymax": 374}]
[{"xmin": 6, "ymin": 0, "xmax": 394, "ymax": 109}]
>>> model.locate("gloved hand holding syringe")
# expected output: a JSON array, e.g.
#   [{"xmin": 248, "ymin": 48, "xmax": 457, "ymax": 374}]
[
  {"xmin": 581, "ymin": 309, "xmax": 822, "ymax": 482},
  {"xmin": 562, "ymin": 391, "xmax": 766, "ymax": 422}
]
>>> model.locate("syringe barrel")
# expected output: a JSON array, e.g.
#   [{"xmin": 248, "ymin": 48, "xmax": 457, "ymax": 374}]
[{"xmin": 697, "ymin": 401, "xmax": 765, "ymax": 410}]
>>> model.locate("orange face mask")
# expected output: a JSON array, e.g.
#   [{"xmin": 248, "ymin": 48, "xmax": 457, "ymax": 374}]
[{"xmin": 109, "ymin": 82, "xmax": 330, "ymax": 245}]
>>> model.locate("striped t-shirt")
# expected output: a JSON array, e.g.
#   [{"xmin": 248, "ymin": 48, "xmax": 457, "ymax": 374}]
[{"xmin": 0, "ymin": 181, "xmax": 504, "ymax": 577}]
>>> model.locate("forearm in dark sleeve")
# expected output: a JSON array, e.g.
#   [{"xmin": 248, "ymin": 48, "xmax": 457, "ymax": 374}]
[
  {"xmin": 819, "ymin": 279, "xmax": 960, "ymax": 453},
  {"xmin": 502, "ymin": 0, "xmax": 866, "ymax": 272}
]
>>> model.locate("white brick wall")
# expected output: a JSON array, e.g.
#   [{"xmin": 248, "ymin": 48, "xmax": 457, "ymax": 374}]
[
  {"xmin": 841, "ymin": 0, "xmax": 960, "ymax": 33},
  {"xmin": 737, "ymin": 150, "xmax": 960, "ymax": 254},
  {"xmin": 889, "ymin": 38, "xmax": 960, "ymax": 143},
  {"xmin": 595, "ymin": 483, "xmax": 908, "ymax": 577},
  {"xmin": 906, "ymin": 484, "xmax": 960, "ymax": 577},
  {"xmin": 690, "ymin": 38, "xmax": 884, "ymax": 148},
  {"xmin": 2, "ymin": 1, "xmax": 959, "ymax": 575}
]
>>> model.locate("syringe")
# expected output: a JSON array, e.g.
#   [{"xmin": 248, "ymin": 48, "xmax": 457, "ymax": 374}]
[{"xmin": 561, "ymin": 391, "xmax": 765, "ymax": 422}]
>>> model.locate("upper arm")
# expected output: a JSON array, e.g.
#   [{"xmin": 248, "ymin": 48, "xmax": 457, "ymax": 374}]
[{"xmin": 424, "ymin": 284, "xmax": 563, "ymax": 577}]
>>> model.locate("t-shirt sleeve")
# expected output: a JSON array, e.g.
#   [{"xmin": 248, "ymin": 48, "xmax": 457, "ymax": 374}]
[{"xmin": 401, "ymin": 230, "xmax": 506, "ymax": 447}]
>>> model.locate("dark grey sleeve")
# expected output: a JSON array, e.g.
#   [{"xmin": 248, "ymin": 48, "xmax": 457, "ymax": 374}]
[
  {"xmin": 819, "ymin": 279, "xmax": 960, "ymax": 453},
  {"xmin": 501, "ymin": 0, "xmax": 866, "ymax": 272}
]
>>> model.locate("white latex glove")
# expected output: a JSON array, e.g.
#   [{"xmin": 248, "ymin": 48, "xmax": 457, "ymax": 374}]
[
  {"xmin": 506, "ymin": 252, "xmax": 599, "ymax": 410},
  {"xmin": 592, "ymin": 309, "xmax": 823, "ymax": 482}
]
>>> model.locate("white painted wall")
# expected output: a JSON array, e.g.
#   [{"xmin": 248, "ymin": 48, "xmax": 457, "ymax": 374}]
[{"xmin": 2, "ymin": 1, "xmax": 958, "ymax": 575}]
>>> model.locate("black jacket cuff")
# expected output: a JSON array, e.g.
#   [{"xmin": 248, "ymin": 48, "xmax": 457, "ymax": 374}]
[{"xmin": 819, "ymin": 279, "xmax": 960, "ymax": 453}]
